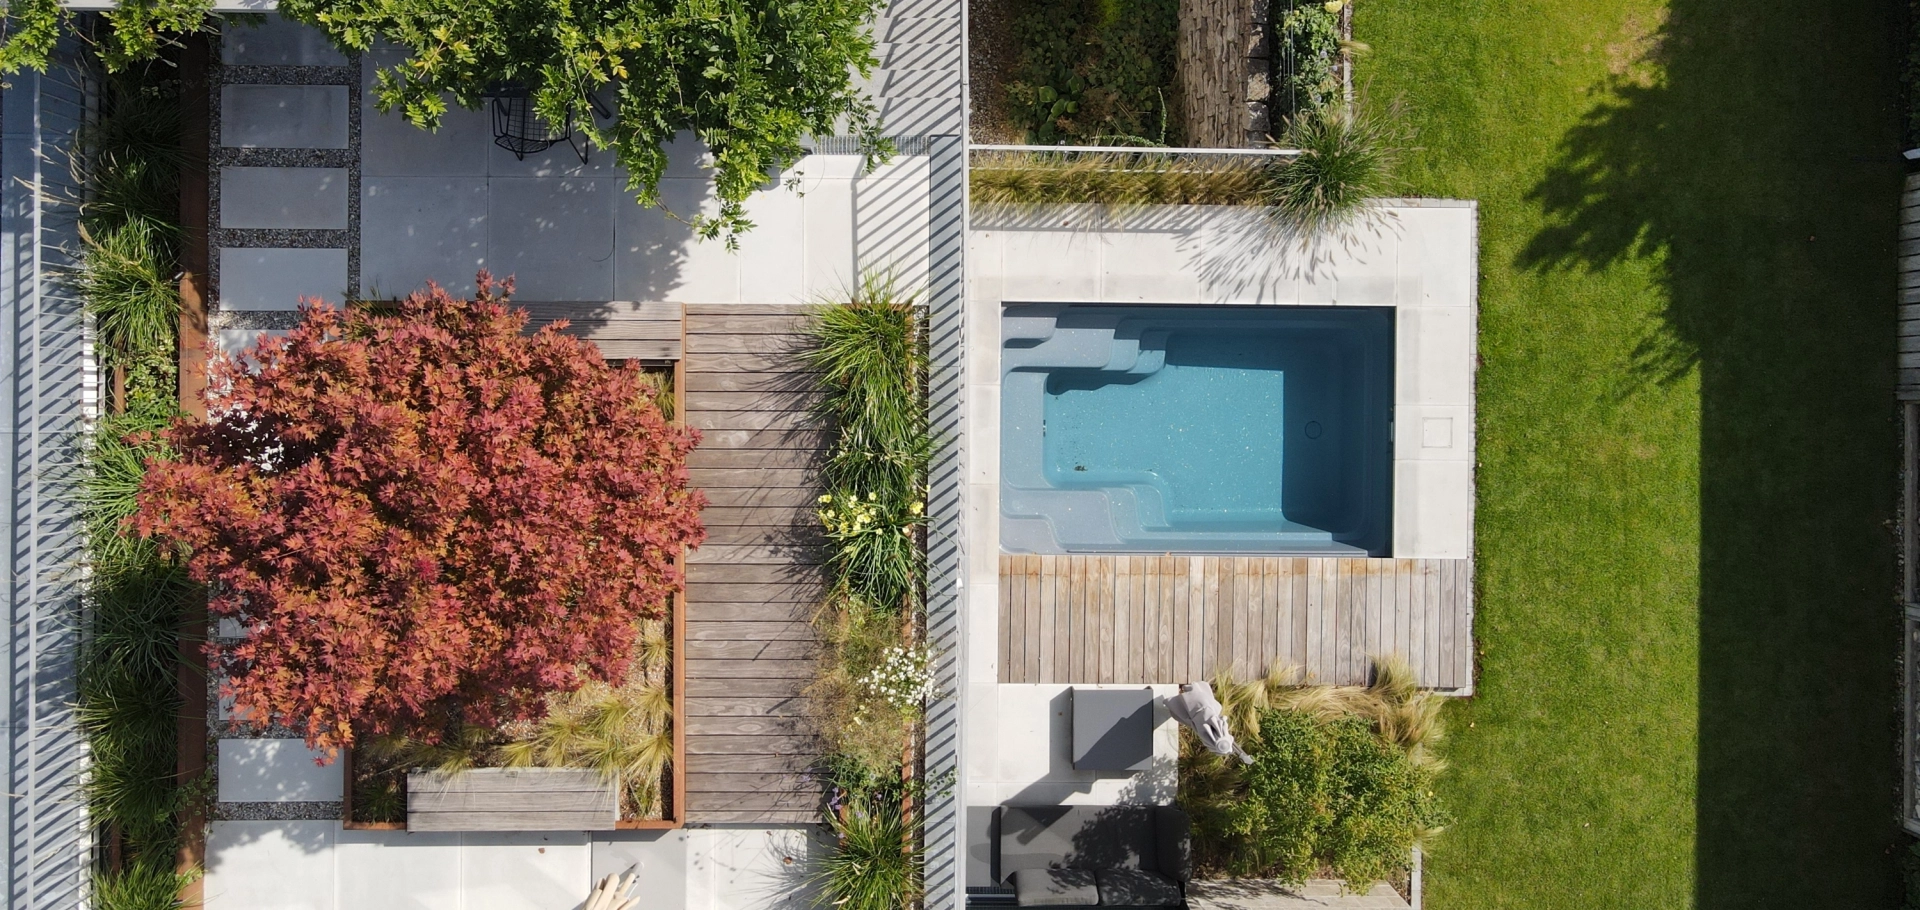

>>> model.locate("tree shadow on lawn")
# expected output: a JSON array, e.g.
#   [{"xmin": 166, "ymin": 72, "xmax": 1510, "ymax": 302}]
[{"xmin": 1516, "ymin": 1, "xmax": 1905, "ymax": 906}]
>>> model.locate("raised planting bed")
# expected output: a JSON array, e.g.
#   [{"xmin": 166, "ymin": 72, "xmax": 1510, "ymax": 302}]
[{"xmin": 408, "ymin": 769, "xmax": 618, "ymax": 832}]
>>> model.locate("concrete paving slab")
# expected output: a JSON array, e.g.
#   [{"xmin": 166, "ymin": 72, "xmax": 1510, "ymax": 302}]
[
  {"xmin": 486, "ymin": 177, "xmax": 616, "ymax": 301},
  {"xmin": 590, "ymin": 831, "xmax": 688, "ymax": 908},
  {"xmin": 616, "ymin": 179, "xmax": 732, "ymax": 303},
  {"xmin": 361, "ymin": 177, "xmax": 489, "ymax": 298},
  {"xmin": 222, "ymin": 16, "xmax": 348, "ymax": 66},
  {"xmin": 205, "ymin": 820, "xmax": 337, "ymax": 910},
  {"xmin": 219, "ymin": 248, "xmax": 347, "ymax": 310},
  {"xmin": 221, "ymin": 167, "xmax": 349, "ymax": 230},
  {"xmin": 461, "ymin": 831, "xmax": 590, "ymax": 910},
  {"xmin": 337, "ymin": 829, "xmax": 462, "ymax": 910},
  {"xmin": 217, "ymin": 738, "xmax": 342, "ymax": 802},
  {"xmin": 1190, "ymin": 879, "xmax": 1409, "ymax": 909},
  {"xmin": 221, "ymin": 85, "xmax": 349, "ymax": 149},
  {"xmin": 361, "ymin": 47, "xmax": 490, "ymax": 178}
]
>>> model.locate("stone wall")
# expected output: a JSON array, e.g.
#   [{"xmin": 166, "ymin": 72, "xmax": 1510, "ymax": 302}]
[{"xmin": 1176, "ymin": 0, "xmax": 1270, "ymax": 147}]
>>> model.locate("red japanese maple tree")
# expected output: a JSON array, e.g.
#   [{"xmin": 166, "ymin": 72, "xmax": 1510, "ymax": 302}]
[{"xmin": 133, "ymin": 274, "xmax": 705, "ymax": 754}]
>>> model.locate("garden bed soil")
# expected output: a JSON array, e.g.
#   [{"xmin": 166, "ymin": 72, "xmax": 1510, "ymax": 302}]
[{"xmin": 970, "ymin": 0, "xmax": 1025, "ymax": 142}]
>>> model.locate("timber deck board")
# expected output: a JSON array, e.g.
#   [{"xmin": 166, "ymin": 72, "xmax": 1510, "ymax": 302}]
[
  {"xmin": 999, "ymin": 555, "xmax": 1474, "ymax": 690},
  {"xmin": 682, "ymin": 304, "xmax": 827, "ymax": 824}
]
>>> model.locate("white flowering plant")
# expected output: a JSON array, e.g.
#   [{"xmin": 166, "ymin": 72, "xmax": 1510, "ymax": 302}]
[{"xmin": 859, "ymin": 644, "xmax": 939, "ymax": 713}]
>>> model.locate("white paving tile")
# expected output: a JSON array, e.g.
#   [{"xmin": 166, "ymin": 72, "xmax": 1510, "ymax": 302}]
[
  {"xmin": 219, "ymin": 248, "xmax": 347, "ymax": 310},
  {"xmin": 336, "ymin": 829, "xmax": 462, "ymax": 910},
  {"xmin": 221, "ymin": 167, "xmax": 350, "ymax": 230},
  {"xmin": 1096, "ymin": 229, "xmax": 1200, "ymax": 303},
  {"xmin": 799, "ymin": 177, "xmax": 857, "ymax": 294},
  {"xmin": 693, "ymin": 828, "xmax": 821, "ymax": 910},
  {"xmin": 221, "ymin": 85, "xmax": 348, "ymax": 149},
  {"xmin": 616, "ymin": 180, "xmax": 736, "ymax": 303},
  {"xmin": 486, "ymin": 177, "xmax": 617, "ymax": 301},
  {"xmin": 361, "ymin": 177, "xmax": 489, "ymax": 298},
  {"xmin": 1392, "ymin": 459, "xmax": 1474, "ymax": 560},
  {"xmin": 1394, "ymin": 404, "xmax": 1473, "ymax": 462},
  {"xmin": 205, "ymin": 821, "xmax": 337, "ymax": 910},
  {"xmin": 732, "ymin": 182, "xmax": 806, "ymax": 304},
  {"xmin": 590, "ymin": 832, "xmax": 688, "ymax": 908},
  {"xmin": 1000, "ymin": 229, "xmax": 1100, "ymax": 302},
  {"xmin": 218, "ymin": 738, "xmax": 341, "ymax": 802},
  {"xmin": 1395, "ymin": 306, "xmax": 1475, "ymax": 406},
  {"xmin": 461, "ymin": 831, "xmax": 590, "ymax": 910},
  {"xmin": 221, "ymin": 15, "xmax": 347, "ymax": 66}
]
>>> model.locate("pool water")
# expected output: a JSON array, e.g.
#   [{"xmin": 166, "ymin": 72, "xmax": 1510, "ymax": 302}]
[{"xmin": 1001, "ymin": 305, "xmax": 1393, "ymax": 555}]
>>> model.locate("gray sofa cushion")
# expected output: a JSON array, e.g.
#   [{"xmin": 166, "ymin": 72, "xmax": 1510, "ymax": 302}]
[
  {"xmin": 998, "ymin": 806, "xmax": 1162, "ymax": 878},
  {"xmin": 1095, "ymin": 869, "xmax": 1184, "ymax": 907},
  {"xmin": 1013, "ymin": 869, "xmax": 1099, "ymax": 906}
]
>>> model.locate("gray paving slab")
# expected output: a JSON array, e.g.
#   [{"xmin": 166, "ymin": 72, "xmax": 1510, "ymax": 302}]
[
  {"xmin": 216, "ymin": 739, "xmax": 343, "ymax": 802},
  {"xmin": 218, "ymin": 247, "xmax": 348, "ymax": 309},
  {"xmin": 360, "ymin": 176, "xmax": 489, "ymax": 297},
  {"xmin": 220, "ymin": 166, "xmax": 350, "ymax": 229},
  {"xmin": 221, "ymin": 85, "xmax": 349, "ymax": 149},
  {"xmin": 486, "ymin": 177, "xmax": 616, "ymax": 300},
  {"xmin": 222, "ymin": 15, "xmax": 348, "ymax": 66},
  {"xmin": 360, "ymin": 47, "xmax": 490, "ymax": 177}
]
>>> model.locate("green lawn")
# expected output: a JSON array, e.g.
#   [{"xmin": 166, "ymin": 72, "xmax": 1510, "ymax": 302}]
[{"xmin": 1359, "ymin": 1, "xmax": 1908, "ymax": 906}]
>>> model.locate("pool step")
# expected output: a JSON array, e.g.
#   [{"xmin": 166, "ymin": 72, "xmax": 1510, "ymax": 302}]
[{"xmin": 1003, "ymin": 321, "xmax": 1169, "ymax": 377}]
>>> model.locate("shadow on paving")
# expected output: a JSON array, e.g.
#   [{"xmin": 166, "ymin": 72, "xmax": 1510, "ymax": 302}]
[{"xmin": 1516, "ymin": 1, "xmax": 1905, "ymax": 905}]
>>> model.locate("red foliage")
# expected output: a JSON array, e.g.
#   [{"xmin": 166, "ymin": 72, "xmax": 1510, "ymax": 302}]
[{"xmin": 133, "ymin": 274, "xmax": 705, "ymax": 754}]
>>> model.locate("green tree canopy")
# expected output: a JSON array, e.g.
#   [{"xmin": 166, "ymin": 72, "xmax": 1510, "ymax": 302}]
[{"xmin": 0, "ymin": 0, "xmax": 891, "ymax": 242}]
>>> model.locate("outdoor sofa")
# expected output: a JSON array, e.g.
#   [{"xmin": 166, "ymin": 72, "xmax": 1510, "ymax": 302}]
[{"xmin": 980, "ymin": 805, "xmax": 1191, "ymax": 909}]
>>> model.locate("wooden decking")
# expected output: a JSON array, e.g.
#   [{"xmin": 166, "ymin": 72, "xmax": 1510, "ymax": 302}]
[
  {"xmin": 681, "ymin": 304, "xmax": 826, "ymax": 825},
  {"xmin": 998, "ymin": 555, "xmax": 1474, "ymax": 691},
  {"xmin": 519, "ymin": 300, "xmax": 684, "ymax": 361}
]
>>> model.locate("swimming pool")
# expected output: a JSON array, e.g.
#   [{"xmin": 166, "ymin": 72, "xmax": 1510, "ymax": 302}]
[{"xmin": 1001, "ymin": 305, "xmax": 1394, "ymax": 555}]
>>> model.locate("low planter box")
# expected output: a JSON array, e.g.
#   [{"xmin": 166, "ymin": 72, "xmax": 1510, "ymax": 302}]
[{"xmin": 407, "ymin": 768, "xmax": 619, "ymax": 832}]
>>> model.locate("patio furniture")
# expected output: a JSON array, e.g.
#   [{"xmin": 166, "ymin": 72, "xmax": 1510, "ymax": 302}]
[
  {"xmin": 978, "ymin": 805, "xmax": 1191, "ymax": 909},
  {"xmin": 1071, "ymin": 687, "xmax": 1155, "ymax": 772},
  {"xmin": 487, "ymin": 82, "xmax": 611, "ymax": 164}
]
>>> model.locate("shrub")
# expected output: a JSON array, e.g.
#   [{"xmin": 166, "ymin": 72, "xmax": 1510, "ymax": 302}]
[
  {"xmin": 1272, "ymin": 0, "xmax": 1347, "ymax": 120},
  {"xmin": 93, "ymin": 863, "xmax": 196, "ymax": 910},
  {"xmin": 808, "ymin": 603, "xmax": 919, "ymax": 774},
  {"xmin": 3, "ymin": 3, "xmax": 890, "ymax": 243},
  {"xmin": 132, "ymin": 274, "xmax": 705, "ymax": 753},
  {"xmin": 1006, "ymin": 0, "xmax": 1180, "ymax": 145},
  {"xmin": 805, "ymin": 275, "xmax": 934, "ymax": 905},
  {"xmin": 1181, "ymin": 658, "xmax": 1448, "ymax": 886},
  {"xmin": 0, "ymin": 0, "xmax": 219, "ymax": 75},
  {"xmin": 1204, "ymin": 711, "xmax": 1444, "ymax": 885},
  {"xmin": 71, "ymin": 57, "xmax": 197, "ymax": 904}
]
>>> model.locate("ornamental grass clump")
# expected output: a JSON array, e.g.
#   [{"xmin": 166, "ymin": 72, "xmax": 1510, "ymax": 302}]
[
  {"xmin": 1265, "ymin": 104, "xmax": 1404, "ymax": 238},
  {"xmin": 133, "ymin": 273, "xmax": 706, "ymax": 753},
  {"xmin": 970, "ymin": 150, "xmax": 1273, "ymax": 210},
  {"xmin": 813, "ymin": 798, "xmax": 923, "ymax": 910}
]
